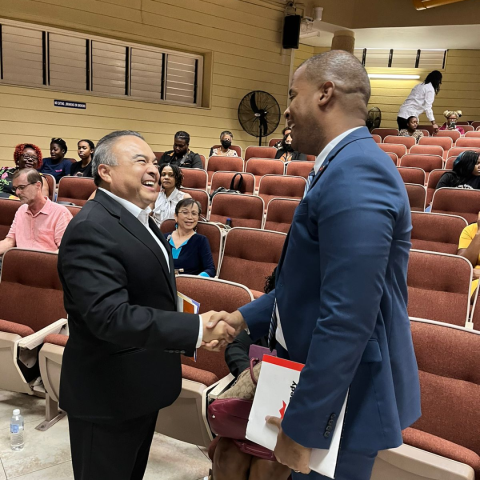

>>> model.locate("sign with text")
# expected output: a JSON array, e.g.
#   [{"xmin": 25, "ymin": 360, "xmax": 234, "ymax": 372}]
[{"xmin": 54, "ymin": 100, "xmax": 86, "ymax": 109}]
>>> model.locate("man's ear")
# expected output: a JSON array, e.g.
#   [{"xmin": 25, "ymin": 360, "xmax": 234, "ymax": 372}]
[
  {"xmin": 97, "ymin": 164, "xmax": 112, "ymax": 185},
  {"xmin": 318, "ymin": 81, "xmax": 335, "ymax": 107}
]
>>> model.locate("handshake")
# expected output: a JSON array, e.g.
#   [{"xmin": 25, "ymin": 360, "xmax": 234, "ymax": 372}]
[{"xmin": 200, "ymin": 310, "xmax": 247, "ymax": 351}]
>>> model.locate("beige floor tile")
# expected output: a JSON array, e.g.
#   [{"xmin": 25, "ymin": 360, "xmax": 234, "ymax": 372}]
[
  {"xmin": 0, "ymin": 392, "xmax": 45, "ymax": 426},
  {"xmin": 5, "ymin": 461, "xmax": 73, "ymax": 480},
  {"xmin": 0, "ymin": 460, "xmax": 6, "ymax": 480}
]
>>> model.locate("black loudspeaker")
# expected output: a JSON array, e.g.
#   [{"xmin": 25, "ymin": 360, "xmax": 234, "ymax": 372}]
[{"xmin": 282, "ymin": 15, "xmax": 301, "ymax": 49}]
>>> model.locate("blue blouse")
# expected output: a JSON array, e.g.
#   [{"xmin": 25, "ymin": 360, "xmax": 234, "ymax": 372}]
[
  {"xmin": 165, "ymin": 232, "xmax": 215, "ymax": 277},
  {"xmin": 38, "ymin": 158, "xmax": 72, "ymax": 182}
]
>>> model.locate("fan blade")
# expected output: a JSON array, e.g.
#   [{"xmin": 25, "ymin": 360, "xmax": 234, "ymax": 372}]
[{"xmin": 250, "ymin": 92, "xmax": 260, "ymax": 114}]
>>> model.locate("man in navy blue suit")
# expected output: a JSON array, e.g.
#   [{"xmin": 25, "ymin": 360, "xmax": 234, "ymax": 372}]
[{"xmin": 207, "ymin": 50, "xmax": 421, "ymax": 479}]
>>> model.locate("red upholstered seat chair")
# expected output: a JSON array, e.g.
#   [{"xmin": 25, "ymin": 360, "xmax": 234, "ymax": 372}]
[
  {"xmin": 210, "ymin": 144, "xmax": 242, "ymax": 157},
  {"xmin": 386, "ymin": 152, "xmax": 398, "ymax": 166},
  {"xmin": 206, "ymin": 156, "xmax": 244, "ymax": 184},
  {"xmin": 371, "ymin": 134, "xmax": 382, "ymax": 143},
  {"xmin": 405, "ymin": 183, "xmax": 426, "ymax": 211},
  {"xmin": 407, "ymin": 249, "xmax": 472, "ymax": 327},
  {"xmin": 448, "ymin": 146, "xmax": 480, "ymax": 158},
  {"xmin": 209, "ymin": 193, "xmax": 264, "ymax": 229},
  {"xmin": 155, "ymin": 276, "xmax": 253, "ymax": 447},
  {"xmin": 456, "ymin": 138, "xmax": 480, "ymax": 149},
  {"xmin": 244, "ymin": 146, "xmax": 277, "ymax": 161},
  {"xmin": 160, "ymin": 220, "xmax": 223, "ymax": 273},
  {"xmin": 436, "ymin": 130, "xmax": 461, "ymax": 142},
  {"xmin": 43, "ymin": 174, "xmax": 56, "ymax": 201},
  {"xmin": 410, "ymin": 144, "xmax": 444, "ymax": 158},
  {"xmin": 445, "ymin": 157, "xmax": 456, "ymax": 170},
  {"xmin": 268, "ymin": 138, "xmax": 282, "ymax": 147},
  {"xmin": 180, "ymin": 168, "xmax": 208, "ymax": 190},
  {"xmin": 257, "ymin": 174, "xmax": 306, "ymax": 207},
  {"xmin": 473, "ymin": 121, "xmax": 480, "ymax": 130},
  {"xmin": 411, "ymin": 212, "xmax": 467, "ymax": 255},
  {"xmin": 65, "ymin": 205, "xmax": 81, "ymax": 217},
  {"xmin": 426, "ymin": 169, "xmax": 449, "ymax": 205},
  {"xmin": 245, "ymin": 158, "xmax": 285, "ymax": 189},
  {"xmin": 384, "ymin": 135, "xmax": 416, "ymax": 150},
  {"xmin": 218, "ymin": 227, "xmax": 286, "ymax": 298},
  {"xmin": 153, "ymin": 151, "xmax": 164, "ymax": 162},
  {"xmin": 462, "ymin": 125, "xmax": 475, "ymax": 133},
  {"xmin": 396, "ymin": 167, "xmax": 425, "ymax": 186},
  {"xmin": 210, "ymin": 171, "xmax": 255, "ymax": 195},
  {"xmin": 264, "ymin": 198, "xmax": 300, "ymax": 233},
  {"xmin": 417, "ymin": 124, "xmax": 435, "ymax": 136},
  {"xmin": 378, "ymin": 143, "xmax": 407, "ymax": 160},
  {"xmin": 372, "ymin": 319, "xmax": 480, "ymax": 480},
  {"xmin": 0, "ymin": 199, "xmax": 22, "ymax": 240},
  {"xmin": 57, "ymin": 176, "xmax": 96, "ymax": 206},
  {"xmin": 419, "ymin": 135, "xmax": 453, "ymax": 155},
  {"xmin": 465, "ymin": 131, "xmax": 480, "ymax": 138},
  {"xmin": 399, "ymin": 154, "xmax": 443, "ymax": 182},
  {"xmin": 431, "ymin": 188, "xmax": 480, "ymax": 224},
  {"xmin": 180, "ymin": 188, "xmax": 209, "ymax": 218},
  {"xmin": 371, "ymin": 128, "xmax": 399, "ymax": 140},
  {"xmin": 286, "ymin": 160, "xmax": 314, "ymax": 179},
  {"xmin": 0, "ymin": 248, "xmax": 67, "ymax": 396}
]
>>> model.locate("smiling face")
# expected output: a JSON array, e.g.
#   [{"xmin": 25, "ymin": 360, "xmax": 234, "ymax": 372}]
[
  {"xmin": 50, "ymin": 142, "xmax": 65, "ymax": 161},
  {"xmin": 78, "ymin": 141, "xmax": 93, "ymax": 161},
  {"xmin": 17, "ymin": 147, "xmax": 39, "ymax": 169},
  {"xmin": 98, "ymin": 135, "xmax": 159, "ymax": 209},
  {"xmin": 174, "ymin": 202, "xmax": 200, "ymax": 232}
]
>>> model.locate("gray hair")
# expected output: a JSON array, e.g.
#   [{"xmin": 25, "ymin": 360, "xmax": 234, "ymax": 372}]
[
  {"xmin": 12, "ymin": 168, "xmax": 43, "ymax": 185},
  {"xmin": 92, "ymin": 130, "xmax": 144, "ymax": 186}
]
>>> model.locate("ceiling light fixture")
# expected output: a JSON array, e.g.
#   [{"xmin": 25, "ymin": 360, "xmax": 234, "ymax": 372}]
[{"xmin": 368, "ymin": 74, "xmax": 421, "ymax": 80}]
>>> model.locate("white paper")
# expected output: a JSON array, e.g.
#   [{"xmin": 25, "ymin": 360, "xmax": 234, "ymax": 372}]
[{"xmin": 246, "ymin": 355, "xmax": 347, "ymax": 478}]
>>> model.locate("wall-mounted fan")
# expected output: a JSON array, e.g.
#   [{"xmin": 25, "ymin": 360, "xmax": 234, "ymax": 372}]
[
  {"xmin": 366, "ymin": 107, "xmax": 382, "ymax": 131},
  {"xmin": 238, "ymin": 91, "xmax": 281, "ymax": 146}
]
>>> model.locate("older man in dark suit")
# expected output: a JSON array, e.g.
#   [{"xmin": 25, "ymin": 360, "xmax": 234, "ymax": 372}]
[{"xmin": 58, "ymin": 130, "xmax": 232, "ymax": 480}]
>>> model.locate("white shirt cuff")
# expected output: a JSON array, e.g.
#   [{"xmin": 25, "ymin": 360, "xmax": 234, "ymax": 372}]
[{"xmin": 196, "ymin": 314, "xmax": 203, "ymax": 348}]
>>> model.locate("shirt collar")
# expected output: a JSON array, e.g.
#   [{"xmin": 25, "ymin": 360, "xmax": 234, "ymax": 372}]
[
  {"xmin": 27, "ymin": 197, "xmax": 52, "ymax": 217},
  {"xmin": 314, "ymin": 126, "xmax": 363, "ymax": 174},
  {"xmin": 99, "ymin": 188, "xmax": 152, "ymax": 226}
]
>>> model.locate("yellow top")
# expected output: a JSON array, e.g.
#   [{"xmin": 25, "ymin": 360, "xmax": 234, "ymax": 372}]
[{"xmin": 458, "ymin": 223, "xmax": 480, "ymax": 267}]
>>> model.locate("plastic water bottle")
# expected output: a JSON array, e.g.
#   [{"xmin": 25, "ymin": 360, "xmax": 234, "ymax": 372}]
[
  {"xmin": 10, "ymin": 409, "xmax": 24, "ymax": 451},
  {"xmin": 226, "ymin": 218, "xmax": 232, "ymax": 228}
]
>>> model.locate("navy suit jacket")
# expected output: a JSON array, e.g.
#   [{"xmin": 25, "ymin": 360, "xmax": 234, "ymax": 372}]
[{"xmin": 239, "ymin": 127, "xmax": 421, "ymax": 453}]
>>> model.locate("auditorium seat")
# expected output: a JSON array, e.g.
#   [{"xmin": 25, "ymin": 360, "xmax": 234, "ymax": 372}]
[
  {"xmin": 472, "ymin": 121, "xmax": 480, "ymax": 130},
  {"xmin": 210, "ymin": 144, "xmax": 242, "ymax": 157},
  {"xmin": 378, "ymin": 143, "xmax": 407, "ymax": 160},
  {"xmin": 244, "ymin": 146, "xmax": 277, "ymax": 161},
  {"xmin": 456, "ymin": 137, "xmax": 480, "ymax": 149},
  {"xmin": 218, "ymin": 227, "xmax": 286, "ymax": 298},
  {"xmin": 43, "ymin": 174, "xmax": 55, "ymax": 201},
  {"xmin": 419, "ymin": 136, "xmax": 453, "ymax": 158},
  {"xmin": 210, "ymin": 171, "xmax": 255, "ymax": 195},
  {"xmin": 448, "ymin": 146, "xmax": 480, "ymax": 159},
  {"xmin": 407, "ymin": 250, "xmax": 472, "ymax": 327},
  {"xmin": 445, "ymin": 157, "xmax": 456, "ymax": 170},
  {"xmin": 65, "ymin": 206, "xmax": 81, "ymax": 217},
  {"xmin": 410, "ymin": 144, "xmax": 444, "ymax": 158},
  {"xmin": 431, "ymin": 188, "xmax": 480, "ymax": 224},
  {"xmin": 462, "ymin": 125, "xmax": 475, "ymax": 133},
  {"xmin": 153, "ymin": 152, "xmax": 164, "ymax": 162},
  {"xmin": 257, "ymin": 174, "xmax": 306, "ymax": 206},
  {"xmin": 264, "ymin": 198, "xmax": 300, "ymax": 233},
  {"xmin": 417, "ymin": 124, "xmax": 435, "ymax": 136},
  {"xmin": 371, "ymin": 128, "xmax": 399, "ymax": 140},
  {"xmin": 371, "ymin": 134, "xmax": 382, "ymax": 143},
  {"xmin": 426, "ymin": 169, "xmax": 449, "ymax": 205},
  {"xmin": 37, "ymin": 333, "xmax": 68, "ymax": 431},
  {"xmin": 209, "ymin": 192, "xmax": 264, "ymax": 229},
  {"xmin": 396, "ymin": 167, "xmax": 425, "ymax": 186},
  {"xmin": 399, "ymin": 154, "xmax": 443, "ymax": 181},
  {"xmin": 419, "ymin": 129, "xmax": 431, "ymax": 137},
  {"xmin": 180, "ymin": 188, "xmax": 209, "ymax": 218},
  {"xmin": 245, "ymin": 158, "xmax": 285, "ymax": 189},
  {"xmin": 0, "ymin": 249, "xmax": 67, "ymax": 396},
  {"xmin": 268, "ymin": 138, "xmax": 282, "ymax": 147},
  {"xmin": 0, "ymin": 199, "xmax": 21, "ymax": 239},
  {"xmin": 56, "ymin": 177, "xmax": 96, "ymax": 206},
  {"xmin": 371, "ymin": 319, "xmax": 479, "ymax": 480},
  {"xmin": 386, "ymin": 152, "xmax": 398, "ymax": 166},
  {"xmin": 405, "ymin": 184, "xmax": 426, "ymax": 211},
  {"xmin": 180, "ymin": 168, "xmax": 208, "ymax": 190},
  {"xmin": 285, "ymin": 160, "xmax": 314, "ymax": 179},
  {"xmin": 384, "ymin": 135, "xmax": 416, "ymax": 150},
  {"xmin": 155, "ymin": 275, "xmax": 254, "ymax": 447},
  {"xmin": 206, "ymin": 156, "xmax": 244, "ymax": 184},
  {"xmin": 160, "ymin": 219, "xmax": 223, "ymax": 272},
  {"xmin": 411, "ymin": 212, "xmax": 467, "ymax": 254},
  {"xmin": 465, "ymin": 131, "xmax": 480, "ymax": 138},
  {"xmin": 436, "ymin": 130, "xmax": 461, "ymax": 142}
]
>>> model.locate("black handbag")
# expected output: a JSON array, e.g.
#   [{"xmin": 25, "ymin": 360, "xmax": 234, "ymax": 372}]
[{"xmin": 210, "ymin": 173, "xmax": 244, "ymax": 201}]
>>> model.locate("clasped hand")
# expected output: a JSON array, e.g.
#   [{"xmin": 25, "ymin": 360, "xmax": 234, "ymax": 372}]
[{"xmin": 200, "ymin": 310, "xmax": 247, "ymax": 351}]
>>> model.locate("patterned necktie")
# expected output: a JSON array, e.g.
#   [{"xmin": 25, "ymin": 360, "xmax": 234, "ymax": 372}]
[
  {"xmin": 304, "ymin": 168, "xmax": 315, "ymax": 198},
  {"xmin": 267, "ymin": 298, "xmax": 278, "ymax": 350}
]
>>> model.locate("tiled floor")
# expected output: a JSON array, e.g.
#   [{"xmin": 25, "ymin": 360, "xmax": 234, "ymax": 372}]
[{"xmin": 0, "ymin": 390, "xmax": 211, "ymax": 479}]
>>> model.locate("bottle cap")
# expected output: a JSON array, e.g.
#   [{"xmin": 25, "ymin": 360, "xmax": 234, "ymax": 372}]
[{"xmin": 13, "ymin": 409, "xmax": 20, "ymax": 416}]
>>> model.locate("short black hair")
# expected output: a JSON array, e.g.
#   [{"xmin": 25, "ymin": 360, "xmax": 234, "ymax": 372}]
[
  {"xmin": 175, "ymin": 131, "xmax": 190, "ymax": 144},
  {"xmin": 282, "ymin": 126, "xmax": 292, "ymax": 135},
  {"xmin": 78, "ymin": 139, "xmax": 95, "ymax": 150},
  {"xmin": 51, "ymin": 137, "xmax": 68, "ymax": 153},
  {"xmin": 159, "ymin": 163, "xmax": 184, "ymax": 189},
  {"xmin": 175, "ymin": 197, "xmax": 202, "ymax": 215}
]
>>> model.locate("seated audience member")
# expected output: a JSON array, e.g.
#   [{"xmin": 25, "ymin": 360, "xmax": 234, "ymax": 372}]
[
  {"xmin": 151, "ymin": 164, "xmax": 191, "ymax": 226},
  {"xmin": 0, "ymin": 144, "xmax": 49, "ymax": 198},
  {"xmin": 273, "ymin": 127, "xmax": 292, "ymax": 150},
  {"xmin": 160, "ymin": 131, "xmax": 203, "ymax": 169},
  {"xmin": 440, "ymin": 110, "xmax": 465, "ymax": 135},
  {"xmin": 210, "ymin": 268, "xmax": 291, "ymax": 480},
  {"xmin": 399, "ymin": 116, "xmax": 424, "ymax": 143},
  {"xmin": 38, "ymin": 138, "xmax": 72, "ymax": 182},
  {"xmin": 0, "ymin": 169, "xmax": 72, "ymax": 259},
  {"xmin": 436, "ymin": 151, "xmax": 480, "ymax": 190},
  {"xmin": 71, "ymin": 139, "xmax": 95, "ymax": 177},
  {"xmin": 457, "ymin": 213, "xmax": 480, "ymax": 296},
  {"xmin": 165, "ymin": 198, "xmax": 215, "ymax": 277},
  {"xmin": 275, "ymin": 132, "xmax": 307, "ymax": 162},
  {"xmin": 210, "ymin": 131, "xmax": 238, "ymax": 157}
]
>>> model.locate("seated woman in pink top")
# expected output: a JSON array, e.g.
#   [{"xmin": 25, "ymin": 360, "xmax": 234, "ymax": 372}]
[{"xmin": 439, "ymin": 110, "xmax": 465, "ymax": 135}]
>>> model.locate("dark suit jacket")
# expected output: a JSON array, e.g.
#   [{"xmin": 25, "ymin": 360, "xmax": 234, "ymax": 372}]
[
  {"xmin": 239, "ymin": 127, "xmax": 421, "ymax": 453},
  {"xmin": 58, "ymin": 190, "xmax": 199, "ymax": 423}
]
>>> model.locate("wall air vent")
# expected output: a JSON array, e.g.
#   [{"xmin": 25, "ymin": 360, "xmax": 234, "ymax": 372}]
[{"xmin": 354, "ymin": 48, "xmax": 446, "ymax": 69}]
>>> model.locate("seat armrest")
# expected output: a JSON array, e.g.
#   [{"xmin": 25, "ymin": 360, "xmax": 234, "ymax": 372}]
[
  {"xmin": 207, "ymin": 373, "xmax": 235, "ymax": 401},
  {"xmin": 18, "ymin": 318, "xmax": 68, "ymax": 350}
]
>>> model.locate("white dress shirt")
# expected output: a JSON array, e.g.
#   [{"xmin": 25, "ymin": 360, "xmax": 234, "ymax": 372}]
[
  {"xmin": 276, "ymin": 126, "xmax": 363, "ymax": 350},
  {"xmin": 99, "ymin": 188, "xmax": 203, "ymax": 347},
  {"xmin": 398, "ymin": 82, "xmax": 436, "ymax": 122}
]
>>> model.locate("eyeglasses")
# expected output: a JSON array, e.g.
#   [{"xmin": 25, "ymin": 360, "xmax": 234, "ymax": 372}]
[
  {"xmin": 178, "ymin": 210, "xmax": 199, "ymax": 217},
  {"xmin": 12, "ymin": 183, "xmax": 36, "ymax": 193},
  {"xmin": 22, "ymin": 155, "xmax": 38, "ymax": 162}
]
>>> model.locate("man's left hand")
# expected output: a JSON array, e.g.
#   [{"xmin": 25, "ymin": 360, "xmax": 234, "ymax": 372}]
[{"xmin": 266, "ymin": 416, "xmax": 312, "ymax": 475}]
